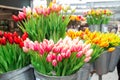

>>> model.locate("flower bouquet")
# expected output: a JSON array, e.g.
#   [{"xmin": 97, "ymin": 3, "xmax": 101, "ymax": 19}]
[
  {"xmin": 0, "ymin": 31, "xmax": 34, "ymax": 80},
  {"xmin": 84, "ymin": 9, "xmax": 113, "ymax": 32},
  {"xmin": 66, "ymin": 28, "xmax": 120, "ymax": 74},
  {"xmin": 12, "ymin": 2, "xmax": 73, "ymax": 42},
  {"xmin": 23, "ymin": 36, "xmax": 93, "ymax": 79}
]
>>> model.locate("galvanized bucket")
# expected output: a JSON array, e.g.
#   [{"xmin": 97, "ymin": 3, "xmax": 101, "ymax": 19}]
[
  {"xmin": 35, "ymin": 71, "xmax": 78, "ymax": 80},
  {"xmin": 89, "ymin": 25, "xmax": 101, "ymax": 32},
  {"xmin": 94, "ymin": 51, "xmax": 111, "ymax": 75},
  {"xmin": 109, "ymin": 47, "xmax": 120, "ymax": 72},
  {"xmin": 77, "ymin": 63, "xmax": 90, "ymax": 80},
  {"xmin": 101, "ymin": 24, "xmax": 108, "ymax": 32},
  {"xmin": 0, "ymin": 65, "xmax": 35, "ymax": 80},
  {"xmin": 35, "ymin": 64, "xmax": 90, "ymax": 80}
]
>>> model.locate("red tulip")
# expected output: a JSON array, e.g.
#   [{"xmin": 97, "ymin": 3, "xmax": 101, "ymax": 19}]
[
  {"xmin": 22, "ymin": 32, "xmax": 28, "ymax": 41},
  {"xmin": 14, "ymin": 36, "xmax": 21, "ymax": 44},
  {"xmin": 3, "ymin": 32, "xmax": 8, "ymax": 39},
  {"xmin": 19, "ymin": 42, "xmax": 24, "ymax": 48},
  {"xmin": 13, "ymin": 32, "xmax": 18, "ymax": 37},
  {"xmin": 12, "ymin": 15, "xmax": 19, "ymax": 22},
  {"xmin": 1, "ymin": 37, "xmax": 6, "ymax": 45},
  {"xmin": 8, "ymin": 37, "xmax": 13, "ymax": 44}
]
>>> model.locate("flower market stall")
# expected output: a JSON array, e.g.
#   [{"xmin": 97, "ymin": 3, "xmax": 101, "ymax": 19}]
[{"xmin": 0, "ymin": 0, "xmax": 120, "ymax": 80}]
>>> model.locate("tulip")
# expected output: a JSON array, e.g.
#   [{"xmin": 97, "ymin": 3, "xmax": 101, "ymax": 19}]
[
  {"xmin": 22, "ymin": 32, "xmax": 28, "ymax": 41},
  {"xmin": 61, "ymin": 52, "xmax": 66, "ymax": 58},
  {"xmin": 52, "ymin": 59, "xmax": 57, "ymax": 67},
  {"xmin": 13, "ymin": 32, "xmax": 18, "ymax": 37},
  {"xmin": 52, "ymin": 47, "xmax": 61, "ymax": 53},
  {"xmin": 3, "ymin": 32, "xmax": 8, "ymax": 39},
  {"xmin": 35, "ymin": 8, "xmax": 43, "ymax": 15},
  {"xmin": 23, "ymin": 47, "xmax": 29, "ymax": 53},
  {"xmin": 19, "ymin": 42, "xmax": 24, "ymax": 48},
  {"xmin": 12, "ymin": 15, "xmax": 19, "ymax": 22},
  {"xmin": 26, "ymin": 6, "xmax": 32, "ymax": 16},
  {"xmin": 34, "ymin": 41, "xmax": 39, "ymax": 51},
  {"xmin": 85, "ymin": 49, "xmax": 93, "ymax": 57},
  {"xmin": 18, "ymin": 12, "xmax": 26, "ymax": 21},
  {"xmin": 1, "ymin": 37, "xmax": 6, "ymax": 45},
  {"xmin": 76, "ymin": 51, "xmax": 83, "ymax": 58},
  {"xmin": 39, "ymin": 44, "xmax": 45, "ymax": 55},
  {"xmin": 84, "ymin": 57, "xmax": 91, "ymax": 62},
  {"xmin": 51, "ymin": 53, "xmax": 57, "ymax": 60},
  {"xmin": 65, "ymin": 49, "xmax": 71, "ymax": 58},
  {"xmin": 8, "ymin": 37, "xmax": 13, "ymax": 44},
  {"xmin": 57, "ymin": 54, "xmax": 62, "ymax": 62},
  {"xmin": 46, "ymin": 54, "xmax": 52, "ymax": 62}
]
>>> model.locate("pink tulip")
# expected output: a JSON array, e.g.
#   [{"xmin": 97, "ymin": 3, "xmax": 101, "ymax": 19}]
[
  {"xmin": 61, "ymin": 52, "xmax": 66, "ymax": 58},
  {"xmin": 23, "ymin": 47, "xmax": 29, "ymax": 53},
  {"xmin": 51, "ymin": 53, "xmax": 57, "ymax": 60},
  {"xmin": 35, "ymin": 8, "xmax": 43, "ymax": 15},
  {"xmin": 29, "ymin": 41, "xmax": 35, "ymax": 50},
  {"xmin": 76, "ymin": 45, "xmax": 82, "ymax": 52},
  {"xmin": 23, "ymin": 6, "xmax": 26, "ymax": 14},
  {"xmin": 24, "ymin": 38, "xmax": 31, "ymax": 48},
  {"xmin": 52, "ymin": 47, "xmax": 61, "ymax": 53},
  {"xmin": 39, "ymin": 44, "xmax": 45, "ymax": 55},
  {"xmin": 34, "ymin": 41, "xmax": 39, "ymax": 51},
  {"xmin": 84, "ymin": 57, "xmax": 91, "ymax": 62},
  {"xmin": 73, "ymin": 37, "xmax": 79, "ymax": 44},
  {"xmin": 61, "ymin": 47, "xmax": 68, "ymax": 53},
  {"xmin": 65, "ymin": 50, "xmax": 71, "ymax": 58},
  {"xmin": 82, "ymin": 47, "xmax": 88, "ymax": 54},
  {"xmin": 84, "ymin": 44, "xmax": 91, "ymax": 50},
  {"xmin": 85, "ymin": 49, "xmax": 93, "ymax": 57},
  {"xmin": 46, "ymin": 8, "xmax": 50, "ymax": 15},
  {"xmin": 46, "ymin": 54, "xmax": 52, "ymax": 62},
  {"xmin": 18, "ymin": 12, "xmax": 26, "ymax": 21},
  {"xmin": 57, "ymin": 54, "xmax": 62, "ymax": 62},
  {"xmin": 70, "ymin": 45, "xmax": 77, "ymax": 52},
  {"xmin": 45, "ymin": 44, "xmax": 53, "ymax": 52},
  {"xmin": 76, "ymin": 51, "xmax": 83, "ymax": 58},
  {"xmin": 52, "ymin": 59, "xmax": 57, "ymax": 67}
]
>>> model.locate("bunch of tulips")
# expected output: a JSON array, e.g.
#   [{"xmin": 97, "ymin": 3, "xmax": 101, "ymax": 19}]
[
  {"xmin": 12, "ymin": 2, "xmax": 74, "ymax": 42},
  {"xmin": 0, "ymin": 31, "xmax": 30, "ymax": 74},
  {"xmin": 23, "ymin": 36, "xmax": 93, "ymax": 76},
  {"xmin": 84, "ymin": 9, "xmax": 113, "ymax": 25},
  {"xmin": 66, "ymin": 28, "xmax": 120, "ymax": 62}
]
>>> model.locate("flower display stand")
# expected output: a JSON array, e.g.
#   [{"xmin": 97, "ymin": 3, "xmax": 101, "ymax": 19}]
[{"xmin": 0, "ymin": 65, "xmax": 35, "ymax": 80}]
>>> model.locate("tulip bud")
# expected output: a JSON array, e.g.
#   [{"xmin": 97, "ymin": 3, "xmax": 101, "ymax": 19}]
[
  {"xmin": 8, "ymin": 37, "xmax": 13, "ymax": 44},
  {"xmin": 61, "ymin": 52, "xmax": 66, "ymax": 58},
  {"xmin": 85, "ymin": 49, "xmax": 93, "ymax": 57},
  {"xmin": 65, "ymin": 50, "xmax": 71, "ymax": 58},
  {"xmin": 23, "ymin": 47, "xmax": 29, "ymax": 53},
  {"xmin": 22, "ymin": 32, "xmax": 28, "ymax": 41},
  {"xmin": 39, "ymin": 44, "xmax": 45, "ymax": 55},
  {"xmin": 46, "ymin": 54, "xmax": 52, "ymax": 62},
  {"xmin": 84, "ymin": 57, "xmax": 91, "ymax": 63},
  {"xmin": 57, "ymin": 54, "xmax": 62, "ymax": 62},
  {"xmin": 1, "ymin": 37, "xmax": 6, "ymax": 45},
  {"xmin": 52, "ymin": 59, "xmax": 57, "ymax": 67},
  {"xmin": 12, "ymin": 15, "xmax": 19, "ymax": 22},
  {"xmin": 52, "ymin": 47, "xmax": 61, "ymax": 53},
  {"xmin": 76, "ymin": 51, "xmax": 83, "ymax": 58}
]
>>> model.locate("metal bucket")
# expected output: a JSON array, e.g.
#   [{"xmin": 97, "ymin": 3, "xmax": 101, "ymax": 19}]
[
  {"xmin": 35, "ymin": 64, "xmax": 90, "ymax": 80},
  {"xmin": 35, "ymin": 71, "xmax": 78, "ymax": 80},
  {"xmin": 89, "ymin": 25, "xmax": 101, "ymax": 32},
  {"xmin": 77, "ymin": 63, "xmax": 90, "ymax": 80},
  {"xmin": 109, "ymin": 47, "xmax": 120, "ymax": 72},
  {"xmin": 94, "ymin": 51, "xmax": 111, "ymax": 75},
  {"xmin": 0, "ymin": 65, "xmax": 35, "ymax": 80},
  {"xmin": 101, "ymin": 24, "xmax": 108, "ymax": 32}
]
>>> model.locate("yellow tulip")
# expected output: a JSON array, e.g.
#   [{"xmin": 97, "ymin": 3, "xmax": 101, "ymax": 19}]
[{"xmin": 108, "ymin": 47, "xmax": 115, "ymax": 52}]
